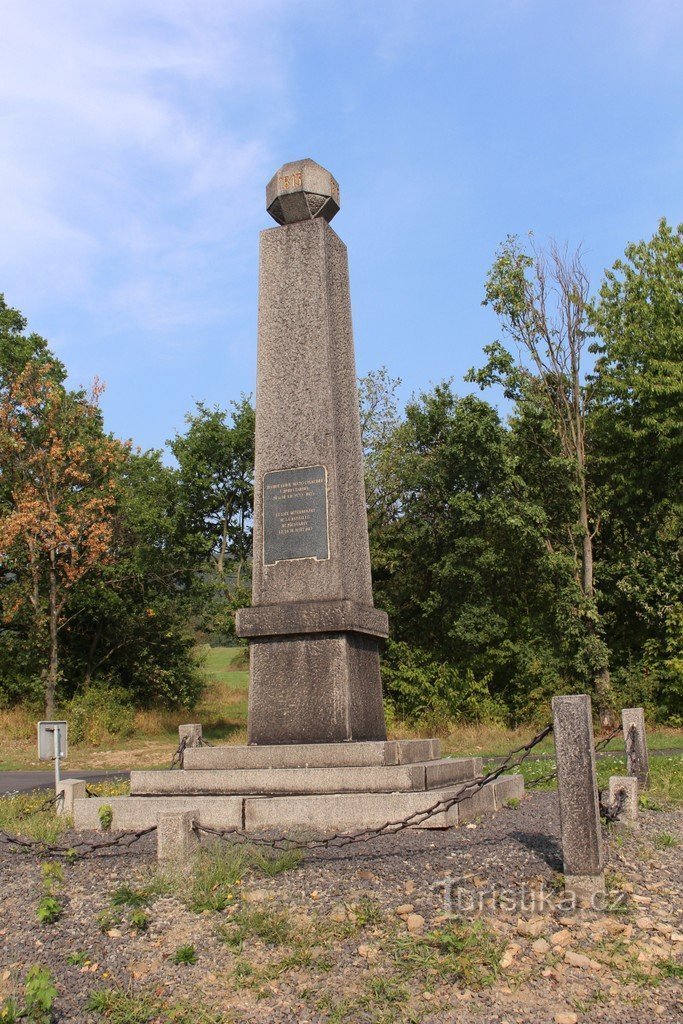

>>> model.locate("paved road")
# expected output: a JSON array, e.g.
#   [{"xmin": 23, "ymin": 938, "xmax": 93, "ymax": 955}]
[{"xmin": 0, "ymin": 770, "xmax": 130, "ymax": 794}]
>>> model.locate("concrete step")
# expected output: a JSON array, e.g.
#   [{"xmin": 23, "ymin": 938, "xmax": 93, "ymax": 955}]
[
  {"xmin": 74, "ymin": 775, "xmax": 523, "ymax": 832},
  {"xmin": 183, "ymin": 737, "xmax": 441, "ymax": 771},
  {"xmin": 130, "ymin": 757, "xmax": 483, "ymax": 797}
]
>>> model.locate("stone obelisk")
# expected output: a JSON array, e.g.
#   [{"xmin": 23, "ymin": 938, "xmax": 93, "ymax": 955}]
[{"xmin": 236, "ymin": 159, "xmax": 388, "ymax": 745}]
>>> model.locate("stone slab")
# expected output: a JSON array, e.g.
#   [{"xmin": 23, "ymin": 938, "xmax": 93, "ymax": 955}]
[
  {"xmin": 243, "ymin": 786, "xmax": 462, "ymax": 830},
  {"xmin": 72, "ymin": 775, "xmax": 523, "ymax": 833},
  {"xmin": 131, "ymin": 758, "xmax": 479, "ymax": 796},
  {"xmin": 183, "ymin": 738, "xmax": 442, "ymax": 771},
  {"xmin": 491, "ymin": 773, "xmax": 525, "ymax": 808},
  {"xmin": 73, "ymin": 796, "xmax": 243, "ymax": 831},
  {"xmin": 236, "ymin": 599, "xmax": 389, "ymax": 640}
]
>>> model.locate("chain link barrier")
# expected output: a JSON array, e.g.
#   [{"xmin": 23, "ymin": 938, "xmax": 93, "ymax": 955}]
[
  {"xmin": 193, "ymin": 723, "xmax": 554, "ymax": 852},
  {"xmin": 0, "ymin": 824, "xmax": 156, "ymax": 859}
]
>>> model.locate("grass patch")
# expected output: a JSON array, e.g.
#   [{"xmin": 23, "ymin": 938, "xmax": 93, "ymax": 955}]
[
  {"xmin": 653, "ymin": 831, "xmax": 679, "ymax": 850},
  {"xmin": 183, "ymin": 843, "xmax": 249, "ymax": 913},
  {"xmin": 389, "ymin": 918, "xmax": 504, "ymax": 989},
  {"xmin": 172, "ymin": 944, "xmax": 197, "ymax": 965},
  {"xmin": 218, "ymin": 906, "xmax": 297, "ymax": 951},
  {"xmin": 86, "ymin": 987, "xmax": 228, "ymax": 1023},
  {"xmin": 110, "ymin": 884, "xmax": 149, "ymax": 909},
  {"xmin": 0, "ymin": 790, "xmax": 67, "ymax": 843}
]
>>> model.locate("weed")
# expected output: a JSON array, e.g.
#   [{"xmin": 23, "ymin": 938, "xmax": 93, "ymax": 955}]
[
  {"xmin": 218, "ymin": 906, "xmax": 296, "ymax": 950},
  {"xmin": 656, "ymin": 958, "xmax": 683, "ymax": 980},
  {"xmin": 24, "ymin": 966, "xmax": 57, "ymax": 1024},
  {"xmin": 86, "ymin": 987, "xmax": 228, "ymax": 1024},
  {"xmin": 365, "ymin": 975, "xmax": 409, "ymax": 1005},
  {"xmin": 184, "ymin": 843, "xmax": 249, "ymax": 913},
  {"xmin": 128, "ymin": 910, "xmax": 149, "ymax": 933},
  {"xmin": 97, "ymin": 909, "xmax": 121, "ymax": 933},
  {"xmin": 36, "ymin": 897, "xmax": 62, "ymax": 926},
  {"xmin": 98, "ymin": 805, "xmax": 113, "ymax": 831},
  {"xmin": 0, "ymin": 791, "xmax": 65, "ymax": 844},
  {"xmin": 110, "ymin": 884, "xmax": 148, "ymax": 908},
  {"xmin": 41, "ymin": 863, "xmax": 63, "ymax": 886},
  {"xmin": 638, "ymin": 794, "xmax": 662, "ymax": 811},
  {"xmin": 172, "ymin": 945, "xmax": 197, "ymax": 965},
  {"xmin": 389, "ymin": 918, "xmax": 504, "ymax": 989},
  {"xmin": 653, "ymin": 831, "xmax": 679, "ymax": 850},
  {"xmin": 66, "ymin": 952, "xmax": 90, "ymax": 966},
  {"xmin": 504, "ymin": 797, "xmax": 521, "ymax": 809},
  {"xmin": 0, "ymin": 996, "xmax": 21, "ymax": 1023},
  {"xmin": 249, "ymin": 847, "xmax": 302, "ymax": 877},
  {"xmin": 353, "ymin": 896, "xmax": 385, "ymax": 928}
]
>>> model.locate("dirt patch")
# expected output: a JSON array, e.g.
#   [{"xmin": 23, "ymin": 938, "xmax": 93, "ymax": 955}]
[{"xmin": 1, "ymin": 792, "xmax": 681, "ymax": 1023}]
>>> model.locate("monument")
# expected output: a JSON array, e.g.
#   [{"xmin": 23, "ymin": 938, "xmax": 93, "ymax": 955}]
[
  {"xmin": 73, "ymin": 160, "xmax": 523, "ymax": 833},
  {"xmin": 235, "ymin": 158, "xmax": 388, "ymax": 745}
]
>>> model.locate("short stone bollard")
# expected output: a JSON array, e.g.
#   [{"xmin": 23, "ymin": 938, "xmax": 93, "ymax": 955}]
[
  {"xmin": 608, "ymin": 776, "xmax": 639, "ymax": 829},
  {"xmin": 552, "ymin": 694, "xmax": 605, "ymax": 906},
  {"xmin": 179, "ymin": 723, "xmax": 203, "ymax": 748},
  {"xmin": 56, "ymin": 779, "xmax": 86, "ymax": 817},
  {"xmin": 156, "ymin": 810, "xmax": 199, "ymax": 864},
  {"xmin": 622, "ymin": 707, "xmax": 649, "ymax": 790}
]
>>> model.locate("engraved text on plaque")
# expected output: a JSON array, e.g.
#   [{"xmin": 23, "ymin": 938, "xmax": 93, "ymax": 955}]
[{"xmin": 263, "ymin": 466, "xmax": 329, "ymax": 565}]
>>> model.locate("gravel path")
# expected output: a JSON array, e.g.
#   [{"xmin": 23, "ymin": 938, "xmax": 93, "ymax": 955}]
[{"xmin": 1, "ymin": 791, "xmax": 681, "ymax": 1023}]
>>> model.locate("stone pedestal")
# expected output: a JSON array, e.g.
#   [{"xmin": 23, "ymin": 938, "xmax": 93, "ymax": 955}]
[
  {"xmin": 236, "ymin": 160, "xmax": 387, "ymax": 745},
  {"xmin": 552, "ymin": 694, "xmax": 604, "ymax": 905},
  {"xmin": 622, "ymin": 707, "xmax": 649, "ymax": 789}
]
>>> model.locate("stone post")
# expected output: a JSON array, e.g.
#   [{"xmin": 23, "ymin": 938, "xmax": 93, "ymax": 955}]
[
  {"xmin": 156, "ymin": 810, "xmax": 198, "ymax": 864},
  {"xmin": 551, "ymin": 695, "xmax": 605, "ymax": 905},
  {"xmin": 608, "ymin": 776, "xmax": 639, "ymax": 829},
  {"xmin": 179, "ymin": 724, "xmax": 202, "ymax": 748},
  {"xmin": 236, "ymin": 159, "xmax": 388, "ymax": 745},
  {"xmin": 56, "ymin": 779, "xmax": 86, "ymax": 817},
  {"xmin": 622, "ymin": 707, "xmax": 649, "ymax": 790}
]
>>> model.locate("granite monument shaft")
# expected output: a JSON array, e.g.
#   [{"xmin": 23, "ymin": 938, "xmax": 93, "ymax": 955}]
[{"xmin": 236, "ymin": 159, "xmax": 388, "ymax": 745}]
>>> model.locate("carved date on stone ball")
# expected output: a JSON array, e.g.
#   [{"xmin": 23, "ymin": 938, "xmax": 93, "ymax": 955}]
[{"xmin": 266, "ymin": 158, "xmax": 340, "ymax": 225}]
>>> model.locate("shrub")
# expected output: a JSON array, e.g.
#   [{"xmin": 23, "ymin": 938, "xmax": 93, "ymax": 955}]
[
  {"xmin": 67, "ymin": 683, "xmax": 134, "ymax": 745},
  {"xmin": 382, "ymin": 641, "xmax": 507, "ymax": 726}
]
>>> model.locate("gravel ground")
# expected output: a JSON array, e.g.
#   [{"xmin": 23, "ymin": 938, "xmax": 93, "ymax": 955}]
[{"xmin": 1, "ymin": 791, "xmax": 681, "ymax": 1023}]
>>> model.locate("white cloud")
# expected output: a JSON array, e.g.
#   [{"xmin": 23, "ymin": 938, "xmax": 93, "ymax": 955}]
[{"xmin": 0, "ymin": 0, "xmax": 291, "ymax": 332}]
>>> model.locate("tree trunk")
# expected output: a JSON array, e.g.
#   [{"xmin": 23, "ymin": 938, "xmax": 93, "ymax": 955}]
[
  {"xmin": 45, "ymin": 560, "xmax": 59, "ymax": 717},
  {"xmin": 216, "ymin": 507, "xmax": 230, "ymax": 575},
  {"xmin": 579, "ymin": 480, "xmax": 615, "ymax": 727}
]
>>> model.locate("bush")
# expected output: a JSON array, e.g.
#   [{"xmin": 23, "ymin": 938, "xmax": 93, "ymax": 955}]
[
  {"xmin": 67, "ymin": 683, "xmax": 135, "ymax": 745},
  {"xmin": 382, "ymin": 641, "xmax": 507, "ymax": 726}
]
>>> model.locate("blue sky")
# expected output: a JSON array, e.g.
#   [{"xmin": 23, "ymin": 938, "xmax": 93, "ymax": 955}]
[{"xmin": 1, "ymin": 1, "xmax": 682, "ymax": 452}]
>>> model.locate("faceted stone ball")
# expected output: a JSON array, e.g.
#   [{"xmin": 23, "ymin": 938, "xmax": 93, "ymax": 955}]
[{"xmin": 266, "ymin": 159, "xmax": 340, "ymax": 225}]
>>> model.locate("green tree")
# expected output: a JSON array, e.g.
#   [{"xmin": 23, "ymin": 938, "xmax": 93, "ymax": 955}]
[
  {"xmin": 589, "ymin": 219, "xmax": 683, "ymax": 718},
  {"xmin": 369, "ymin": 383, "xmax": 580, "ymax": 721},
  {"xmin": 170, "ymin": 398, "xmax": 255, "ymax": 585},
  {"xmin": 467, "ymin": 236, "xmax": 614, "ymax": 721}
]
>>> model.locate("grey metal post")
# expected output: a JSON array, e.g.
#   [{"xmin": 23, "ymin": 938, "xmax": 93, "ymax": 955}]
[
  {"xmin": 551, "ymin": 694, "xmax": 605, "ymax": 905},
  {"xmin": 54, "ymin": 724, "xmax": 62, "ymax": 790},
  {"xmin": 622, "ymin": 707, "xmax": 649, "ymax": 790}
]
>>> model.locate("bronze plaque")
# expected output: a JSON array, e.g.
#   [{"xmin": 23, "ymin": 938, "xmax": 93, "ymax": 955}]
[{"xmin": 263, "ymin": 465, "xmax": 329, "ymax": 565}]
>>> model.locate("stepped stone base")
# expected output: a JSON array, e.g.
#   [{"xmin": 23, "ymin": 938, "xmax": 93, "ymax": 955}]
[
  {"xmin": 71, "ymin": 739, "xmax": 524, "ymax": 835},
  {"xmin": 73, "ymin": 775, "xmax": 524, "ymax": 833},
  {"xmin": 183, "ymin": 738, "xmax": 441, "ymax": 770}
]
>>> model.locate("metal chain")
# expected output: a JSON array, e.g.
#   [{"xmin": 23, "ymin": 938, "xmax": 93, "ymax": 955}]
[
  {"xmin": 599, "ymin": 786, "xmax": 627, "ymax": 823},
  {"xmin": 0, "ymin": 824, "xmax": 156, "ymax": 859},
  {"xmin": 595, "ymin": 723, "xmax": 623, "ymax": 752},
  {"xmin": 193, "ymin": 723, "xmax": 554, "ymax": 851},
  {"xmin": 170, "ymin": 735, "xmax": 214, "ymax": 770}
]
